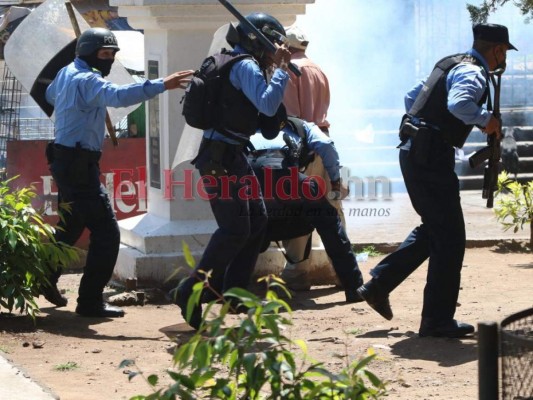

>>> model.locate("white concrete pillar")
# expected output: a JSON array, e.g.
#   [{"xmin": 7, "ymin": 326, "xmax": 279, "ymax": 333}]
[{"xmin": 112, "ymin": 0, "xmax": 330, "ymax": 286}]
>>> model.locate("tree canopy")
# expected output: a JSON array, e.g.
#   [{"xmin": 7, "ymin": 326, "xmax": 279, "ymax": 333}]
[{"xmin": 468, "ymin": 0, "xmax": 533, "ymax": 23}]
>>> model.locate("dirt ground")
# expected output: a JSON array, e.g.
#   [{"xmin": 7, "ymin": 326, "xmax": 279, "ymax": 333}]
[{"xmin": 0, "ymin": 243, "xmax": 531, "ymax": 400}]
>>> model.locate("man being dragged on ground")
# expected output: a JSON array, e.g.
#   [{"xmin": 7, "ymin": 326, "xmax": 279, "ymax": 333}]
[{"xmin": 246, "ymin": 108, "xmax": 364, "ymax": 304}]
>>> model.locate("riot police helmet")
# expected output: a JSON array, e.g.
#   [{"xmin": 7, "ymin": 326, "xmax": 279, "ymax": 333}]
[
  {"xmin": 226, "ymin": 12, "xmax": 286, "ymax": 58},
  {"xmin": 76, "ymin": 28, "xmax": 120, "ymax": 57}
]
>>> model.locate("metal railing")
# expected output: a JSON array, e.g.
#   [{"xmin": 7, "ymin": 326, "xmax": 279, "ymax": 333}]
[{"xmin": 478, "ymin": 307, "xmax": 533, "ymax": 400}]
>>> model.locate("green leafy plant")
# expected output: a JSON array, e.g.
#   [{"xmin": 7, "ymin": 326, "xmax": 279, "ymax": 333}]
[
  {"xmin": 0, "ymin": 177, "xmax": 78, "ymax": 319},
  {"xmin": 346, "ymin": 327, "xmax": 365, "ymax": 336},
  {"xmin": 122, "ymin": 244, "xmax": 387, "ymax": 399},
  {"xmin": 494, "ymin": 171, "xmax": 533, "ymax": 249},
  {"xmin": 362, "ymin": 245, "xmax": 384, "ymax": 257},
  {"xmin": 54, "ymin": 361, "xmax": 79, "ymax": 371}
]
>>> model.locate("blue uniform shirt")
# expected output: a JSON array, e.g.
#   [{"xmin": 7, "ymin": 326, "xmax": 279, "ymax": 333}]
[
  {"xmin": 250, "ymin": 120, "xmax": 341, "ymax": 182},
  {"xmin": 46, "ymin": 58, "xmax": 166, "ymax": 151},
  {"xmin": 204, "ymin": 45, "xmax": 289, "ymax": 144}
]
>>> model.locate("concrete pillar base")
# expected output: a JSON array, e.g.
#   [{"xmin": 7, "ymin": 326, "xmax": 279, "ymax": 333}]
[{"xmin": 115, "ymin": 213, "xmax": 338, "ymax": 288}]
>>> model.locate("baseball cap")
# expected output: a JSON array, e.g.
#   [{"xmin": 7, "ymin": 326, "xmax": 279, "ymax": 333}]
[
  {"xmin": 285, "ymin": 24, "xmax": 309, "ymax": 50},
  {"xmin": 473, "ymin": 23, "xmax": 517, "ymax": 50}
]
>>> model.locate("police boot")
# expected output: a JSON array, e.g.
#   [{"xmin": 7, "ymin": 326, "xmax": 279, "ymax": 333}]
[
  {"xmin": 341, "ymin": 275, "xmax": 364, "ymax": 303},
  {"xmin": 41, "ymin": 283, "xmax": 68, "ymax": 307},
  {"xmin": 75, "ymin": 302, "xmax": 125, "ymax": 318},
  {"xmin": 419, "ymin": 319, "xmax": 474, "ymax": 338},
  {"xmin": 174, "ymin": 277, "xmax": 203, "ymax": 330},
  {"xmin": 356, "ymin": 281, "xmax": 393, "ymax": 321}
]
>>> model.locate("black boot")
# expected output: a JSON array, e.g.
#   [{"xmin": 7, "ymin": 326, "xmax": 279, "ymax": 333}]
[
  {"xmin": 174, "ymin": 277, "xmax": 203, "ymax": 330},
  {"xmin": 75, "ymin": 302, "xmax": 125, "ymax": 318},
  {"xmin": 356, "ymin": 282, "xmax": 393, "ymax": 320},
  {"xmin": 345, "ymin": 289, "xmax": 364, "ymax": 303},
  {"xmin": 41, "ymin": 283, "xmax": 68, "ymax": 307},
  {"xmin": 419, "ymin": 319, "xmax": 474, "ymax": 338},
  {"xmin": 345, "ymin": 277, "xmax": 365, "ymax": 303}
]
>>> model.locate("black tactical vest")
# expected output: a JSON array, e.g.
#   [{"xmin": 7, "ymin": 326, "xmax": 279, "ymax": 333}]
[
  {"xmin": 408, "ymin": 53, "xmax": 489, "ymax": 148},
  {"xmin": 216, "ymin": 51, "xmax": 261, "ymax": 136}
]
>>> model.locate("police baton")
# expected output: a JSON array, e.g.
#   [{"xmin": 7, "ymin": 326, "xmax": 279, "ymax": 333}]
[
  {"xmin": 217, "ymin": 0, "xmax": 301, "ymax": 77},
  {"xmin": 65, "ymin": 1, "xmax": 119, "ymax": 147}
]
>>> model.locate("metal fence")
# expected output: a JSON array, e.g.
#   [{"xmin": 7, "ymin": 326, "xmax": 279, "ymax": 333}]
[
  {"xmin": 478, "ymin": 307, "xmax": 533, "ymax": 400},
  {"xmin": 501, "ymin": 308, "xmax": 533, "ymax": 400}
]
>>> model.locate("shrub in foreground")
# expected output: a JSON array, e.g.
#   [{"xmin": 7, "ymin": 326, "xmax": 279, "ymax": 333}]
[
  {"xmin": 0, "ymin": 177, "xmax": 77, "ymax": 319},
  {"xmin": 122, "ymin": 243, "xmax": 387, "ymax": 399}
]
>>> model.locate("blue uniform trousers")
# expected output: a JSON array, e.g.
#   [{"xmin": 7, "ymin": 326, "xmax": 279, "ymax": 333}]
[
  {"xmin": 256, "ymin": 167, "xmax": 363, "ymax": 291},
  {"xmin": 370, "ymin": 144, "xmax": 465, "ymax": 322},
  {"xmin": 49, "ymin": 145, "xmax": 120, "ymax": 308},
  {"xmin": 194, "ymin": 143, "xmax": 268, "ymax": 294}
]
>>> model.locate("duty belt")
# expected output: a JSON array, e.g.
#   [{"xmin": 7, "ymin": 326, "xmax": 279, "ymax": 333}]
[
  {"xmin": 201, "ymin": 137, "xmax": 247, "ymax": 152},
  {"xmin": 399, "ymin": 118, "xmax": 458, "ymax": 146},
  {"xmin": 53, "ymin": 143, "xmax": 101, "ymax": 163}
]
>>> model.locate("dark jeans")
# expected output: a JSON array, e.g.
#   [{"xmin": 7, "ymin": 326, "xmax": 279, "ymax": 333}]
[
  {"xmin": 370, "ymin": 145, "xmax": 465, "ymax": 322},
  {"xmin": 194, "ymin": 143, "xmax": 267, "ymax": 293},
  {"xmin": 257, "ymin": 168, "xmax": 363, "ymax": 291},
  {"xmin": 49, "ymin": 146, "xmax": 120, "ymax": 308}
]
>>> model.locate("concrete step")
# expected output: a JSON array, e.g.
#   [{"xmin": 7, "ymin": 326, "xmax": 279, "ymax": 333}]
[
  {"xmin": 462, "ymin": 141, "xmax": 533, "ymax": 157},
  {"xmin": 456, "ymin": 157, "xmax": 533, "ymax": 177},
  {"xmin": 459, "ymin": 172, "xmax": 533, "ymax": 191}
]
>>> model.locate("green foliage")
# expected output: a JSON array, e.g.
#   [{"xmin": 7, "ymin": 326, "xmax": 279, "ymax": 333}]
[
  {"xmin": 467, "ymin": 0, "xmax": 533, "ymax": 23},
  {"xmin": 358, "ymin": 245, "xmax": 384, "ymax": 257},
  {"xmin": 494, "ymin": 171, "xmax": 533, "ymax": 248},
  {"xmin": 54, "ymin": 361, "xmax": 79, "ymax": 371},
  {"xmin": 124, "ymin": 269, "xmax": 387, "ymax": 399},
  {"xmin": 0, "ymin": 177, "xmax": 77, "ymax": 319}
]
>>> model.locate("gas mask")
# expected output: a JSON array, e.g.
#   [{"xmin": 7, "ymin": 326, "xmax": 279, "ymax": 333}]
[
  {"xmin": 92, "ymin": 58, "xmax": 114, "ymax": 77},
  {"xmin": 81, "ymin": 53, "xmax": 115, "ymax": 77}
]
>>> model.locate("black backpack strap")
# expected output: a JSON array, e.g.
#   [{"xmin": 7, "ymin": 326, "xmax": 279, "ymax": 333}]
[
  {"xmin": 216, "ymin": 50, "xmax": 252, "ymax": 78},
  {"xmin": 286, "ymin": 116, "xmax": 307, "ymax": 140},
  {"xmin": 245, "ymin": 139, "xmax": 257, "ymax": 155}
]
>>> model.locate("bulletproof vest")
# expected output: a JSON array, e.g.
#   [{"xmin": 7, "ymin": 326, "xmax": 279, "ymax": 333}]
[
  {"xmin": 217, "ymin": 50, "xmax": 261, "ymax": 136},
  {"xmin": 408, "ymin": 53, "xmax": 489, "ymax": 148}
]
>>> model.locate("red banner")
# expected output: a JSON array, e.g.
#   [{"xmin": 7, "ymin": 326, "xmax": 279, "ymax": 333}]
[{"xmin": 6, "ymin": 138, "xmax": 147, "ymax": 249}]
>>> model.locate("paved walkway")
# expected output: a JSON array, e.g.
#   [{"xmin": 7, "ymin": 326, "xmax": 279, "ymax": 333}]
[
  {"xmin": 0, "ymin": 190, "xmax": 528, "ymax": 399},
  {"xmin": 344, "ymin": 190, "xmax": 529, "ymax": 249},
  {"xmin": 0, "ymin": 354, "xmax": 57, "ymax": 399}
]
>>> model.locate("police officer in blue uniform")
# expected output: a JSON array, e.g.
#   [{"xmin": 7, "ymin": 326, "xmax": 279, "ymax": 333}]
[
  {"xmin": 44, "ymin": 28, "xmax": 193, "ymax": 317},
  {"xmin": 175, "ymin": 13, "xmax": 291, "ymax": 329},
  {"xmin": 356, "ymin": 23, "xmax": 516, "ymax": 338},
  {"xmin": 248, "ymin": 115, "xmax": 364, "ymax": 303}
]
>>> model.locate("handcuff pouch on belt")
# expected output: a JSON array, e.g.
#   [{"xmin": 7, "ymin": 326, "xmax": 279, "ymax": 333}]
[
  {"xmin": 399, "ymin": 117, "xmax": 434, "ymax": 166},
  {"xmin": 198, "ymin": 139, "xmax": 230, "ymax": 178}
]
